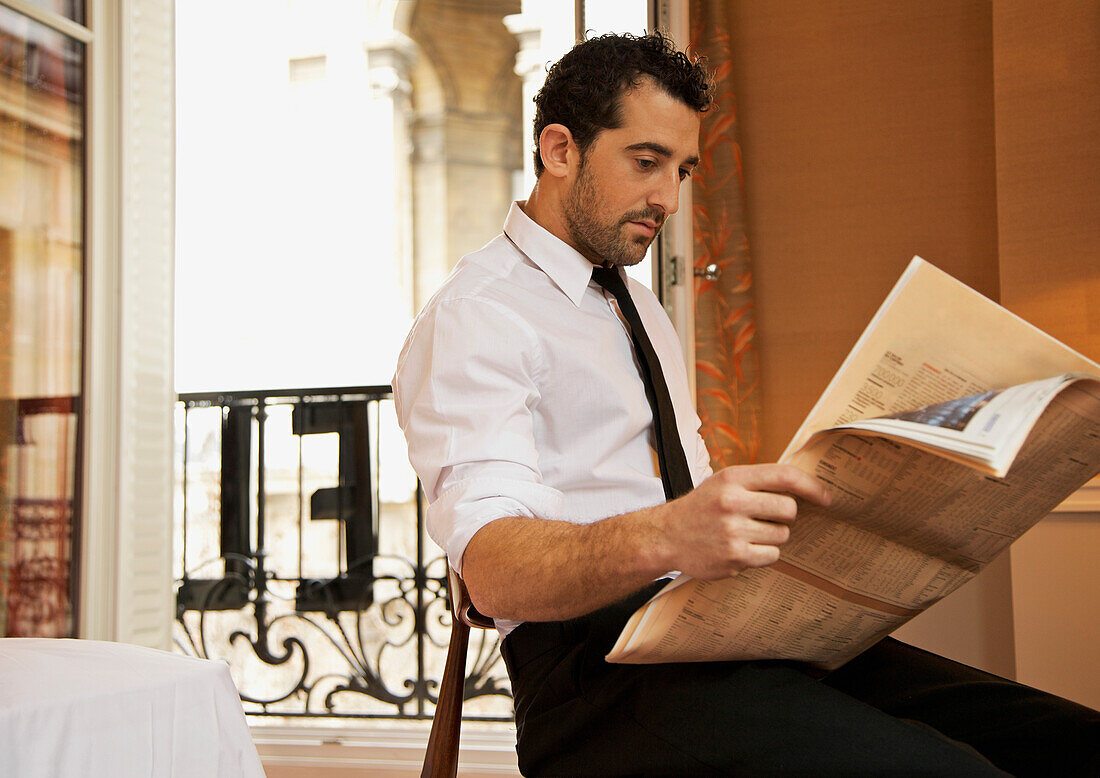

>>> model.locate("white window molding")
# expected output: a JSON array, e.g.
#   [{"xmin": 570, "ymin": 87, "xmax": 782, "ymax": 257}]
[
  {"xmin": 0, "ymin": 0, "xmax": 90, "ymax": 41},
  {"xmin": 652, "ymin": 0, "xmax": 697, "ymax": 392},
  {"xmin": 80, "ymin": 0, "xmax": 175, "ymax": 648}
]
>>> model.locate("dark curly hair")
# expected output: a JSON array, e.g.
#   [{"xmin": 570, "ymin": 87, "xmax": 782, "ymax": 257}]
[{"xmin": 532, "ymin": 31, "xmax": 714, "ymax": 176}]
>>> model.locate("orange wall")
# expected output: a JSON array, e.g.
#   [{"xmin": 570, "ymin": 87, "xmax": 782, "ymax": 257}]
[
  {"xmin": 991, "ymin": 0, "xmax": 1100, "ymax": 710},
  {"xmin": 722, "ymin": 0, "xmax": 1000, "ymax": 462},
  {"xmin": 718, "ymin": 0, "xmax": 1099, "ymax": 696},
  {"xmin": 993, "ymin": 0, "xmax": 1100, "ymax": 364}
]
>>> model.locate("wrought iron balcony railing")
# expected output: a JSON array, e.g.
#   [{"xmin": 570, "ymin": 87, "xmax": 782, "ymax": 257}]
[{"xmin": 174, "ymin": 386, "xmax": 512, "ymax": 721}]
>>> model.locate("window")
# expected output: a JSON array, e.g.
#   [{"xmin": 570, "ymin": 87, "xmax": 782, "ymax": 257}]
[
  {"xmin": 0, "ymin": 1, "xmax": 87, "ymax": 638},
  {"xmin": 173, "ymin": 0, "xmax": 674, "ymax": 735}
]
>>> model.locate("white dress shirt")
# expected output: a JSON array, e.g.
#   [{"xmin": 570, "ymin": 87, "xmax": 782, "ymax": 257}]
[{"xmin": 393, "ymin": 202, "xmax": 711, "ymax": 633}]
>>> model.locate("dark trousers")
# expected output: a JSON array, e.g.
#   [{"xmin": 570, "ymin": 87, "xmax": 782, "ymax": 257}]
[{"xmin": 501, "ymin": 581, "xmax": 1100, "ymax": 777}]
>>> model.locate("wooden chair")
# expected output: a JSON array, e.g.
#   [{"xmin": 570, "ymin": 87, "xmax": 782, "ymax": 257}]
[{"xmin": 421, "ymin": 564, "xmax": 496, "ymax": 778}]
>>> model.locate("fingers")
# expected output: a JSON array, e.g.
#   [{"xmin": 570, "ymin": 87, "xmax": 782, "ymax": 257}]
[
  {"xmin": 735, "ymin": 514, "xmax": 791, "ymax": 546},
  {"xmin": 708, "ymin": 465, "xmax": 825, "ymax": 572},
  {"xmin": 741, "ymin": 543, "xmax": 781, "ymax": 569},
  {"xmin": 700, "ymin": 531, "xmax": 785, "ymax": 578},
  {"xmin": 665, "ymin": 463, "xmax": 831, "ymax": 580},
  {"xmin": 740, "ymin": 491, "xmax": 799, "ymax": 524},
  {"xmin": 718, "ymin": 463, "xmax": 832, "ymax": 508}
]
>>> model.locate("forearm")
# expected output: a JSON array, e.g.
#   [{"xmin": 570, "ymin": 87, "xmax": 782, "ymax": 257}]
[
  {"xmin": 460, "ymin": 508, "xmax": 672, "ymax": 622},
  {"xmin": 459, "ymin": 464, "xmax": 832, "ymax": 624}
]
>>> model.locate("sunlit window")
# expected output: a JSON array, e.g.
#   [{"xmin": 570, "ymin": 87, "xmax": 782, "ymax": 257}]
[
  {"xmin": 0, "ymin": 4, "xmax": 86, "ymax": 638},
  {"xmin": 174, "ymin": 0, "xmax": 650, "ymax": 726},
  {"xmin": 176, "ymin": 0, "xmax": 652, "ymax": 400}
]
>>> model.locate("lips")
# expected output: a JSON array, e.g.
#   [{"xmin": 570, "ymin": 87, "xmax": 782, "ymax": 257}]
[{"xmin": 627, "ymin": 219, "xmax": 660, "ymax": 238}]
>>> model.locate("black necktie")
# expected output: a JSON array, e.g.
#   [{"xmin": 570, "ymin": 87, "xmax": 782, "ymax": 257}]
[{"xmin": 592, "ymin": 266, "xmax": 694, "ymax": 500}]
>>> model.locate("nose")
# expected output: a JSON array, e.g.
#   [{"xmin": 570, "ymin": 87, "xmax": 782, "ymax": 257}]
[{"xmin": 647, "ymin": 169, "xmax": 682, "ymax": 217}]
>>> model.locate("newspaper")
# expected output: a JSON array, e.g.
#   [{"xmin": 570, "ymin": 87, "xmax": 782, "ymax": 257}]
[{"xmin": 606, "ymin": 258, "xmax": 1100, "ymax": 669}]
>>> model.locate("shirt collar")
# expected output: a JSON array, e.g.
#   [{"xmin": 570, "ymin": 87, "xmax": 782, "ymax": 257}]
[{"xmin": 503, "ymin": 201, "xmax": 599, "ymax": 308}]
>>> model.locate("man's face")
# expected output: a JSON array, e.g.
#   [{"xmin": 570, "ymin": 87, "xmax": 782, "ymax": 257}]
[{"xmin": 562, "ymin": 79, "xmax": 701, "ymax": 267}]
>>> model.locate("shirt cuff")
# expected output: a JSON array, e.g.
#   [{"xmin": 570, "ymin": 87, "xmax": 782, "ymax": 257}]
[{"xmin": 427, "ymin": 476, "xmax": 566, "ymax": 575}]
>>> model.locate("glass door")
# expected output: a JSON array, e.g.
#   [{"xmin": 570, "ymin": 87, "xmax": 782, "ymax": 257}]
[{"xmin": 0, "ymin": 2, "xmax": 87, "ymax": 637}]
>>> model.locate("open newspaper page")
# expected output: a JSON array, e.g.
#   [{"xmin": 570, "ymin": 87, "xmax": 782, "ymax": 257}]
[
  {"xmin": 828, "ymin": 373, "xmax": 1094, "ymax": 477},
  {"xmin": 606, "ymin": 258, "xmax": 1100, "ymax": 668}
]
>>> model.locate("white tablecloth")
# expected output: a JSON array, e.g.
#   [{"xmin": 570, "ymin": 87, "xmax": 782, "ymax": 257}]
[{"xmin": 0, "ymin": 639, "xmax": 266, "ymax": 777}]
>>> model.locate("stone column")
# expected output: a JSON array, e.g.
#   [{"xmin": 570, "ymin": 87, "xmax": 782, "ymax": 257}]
[
  {"xmin": 503, "ymin": 12, "xmax": 542, "ymax": 194},
  {"xmin": 505, "ymin": 1, "xmax": 580, "ymax": 194},
  {"xmin": 406, "ymin": 0, "xmax": 523, "ymax": 312},
  {"xmin": 365, "ymin": 33, "xmax": 418, "ymax": 319}
]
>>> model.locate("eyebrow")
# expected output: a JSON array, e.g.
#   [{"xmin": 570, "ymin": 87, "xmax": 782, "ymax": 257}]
[{"xmin": 625, "ymin": 141, "xmax": 700, "ymax": 169}]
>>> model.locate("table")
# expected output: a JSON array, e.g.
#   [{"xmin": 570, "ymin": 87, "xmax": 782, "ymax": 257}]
[{"xmin": 0, "ymin": 638, "xmax": 266, "ymax": 777}]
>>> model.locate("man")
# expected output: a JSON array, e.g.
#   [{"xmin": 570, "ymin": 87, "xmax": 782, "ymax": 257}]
[{"xmin": 394, "ymin": 32, "xmax": 1098, "ymax": 776}]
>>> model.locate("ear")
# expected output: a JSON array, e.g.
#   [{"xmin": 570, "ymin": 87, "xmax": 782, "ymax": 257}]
[{"xmin": 538, "ymin": 123, "xmax": 576, "ymax": 179}]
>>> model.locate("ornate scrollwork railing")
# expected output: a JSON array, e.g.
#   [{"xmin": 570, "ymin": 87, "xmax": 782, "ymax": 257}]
[{"xmin": 173, "ymin": 387, "xmax": 512, "ymax": 721}]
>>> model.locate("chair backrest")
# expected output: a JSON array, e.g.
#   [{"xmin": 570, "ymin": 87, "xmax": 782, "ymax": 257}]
[{"xmin": 420, "ymin": 563, "xmax": 494, "ymax": 778}]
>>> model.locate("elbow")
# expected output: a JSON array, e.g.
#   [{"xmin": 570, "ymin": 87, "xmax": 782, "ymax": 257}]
[
  {"xmin": 456, "ymin": 522, "xmax": 516, "ymax": 619},
  {"xmin": 458, "ymin": 557, "xmax": 507, "ymax": 620},
  {"xmin": 453, "ymin": 538, "xmax": 504, "ymax": 620}
]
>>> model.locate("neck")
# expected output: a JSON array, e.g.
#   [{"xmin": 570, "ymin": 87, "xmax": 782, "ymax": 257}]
[
  {"xmin": 520, "ymin": 180, "xmax": 560, "ymax": 239},
  {"xmin": 521, "ymin": 180, "xmax": 601, "ymax": 267}
]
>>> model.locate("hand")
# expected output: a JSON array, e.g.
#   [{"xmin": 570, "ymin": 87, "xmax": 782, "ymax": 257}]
[{"xmin": 653, "ymin": 464, "xmax": 831, "ymax": 580}]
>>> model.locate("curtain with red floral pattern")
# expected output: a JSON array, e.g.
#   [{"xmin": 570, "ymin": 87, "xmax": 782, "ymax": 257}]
[{"xmin": 689, "ymin": 1, "xmax": 762, "ymax": 469}]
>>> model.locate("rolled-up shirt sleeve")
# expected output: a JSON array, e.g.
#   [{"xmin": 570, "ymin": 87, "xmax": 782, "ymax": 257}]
[{"xmin": 393, "ymin": 296, "xmax": 563, "ymax": 574}]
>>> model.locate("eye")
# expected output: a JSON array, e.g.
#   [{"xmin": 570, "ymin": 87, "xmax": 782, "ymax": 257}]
[
  {"xmin": 636, "ymin": 158, "xmax": 657, "ymax": 170},
  {"xmin": 678, "ymin": 168, "xmax": 693, "ymax": 181}
]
